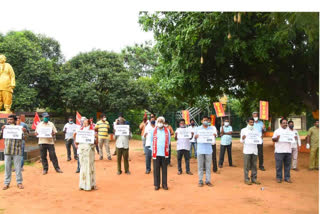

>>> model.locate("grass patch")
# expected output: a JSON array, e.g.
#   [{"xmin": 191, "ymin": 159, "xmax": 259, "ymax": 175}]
[
  {"xmin": 298, "ymin": 130, "xmax": 308, "ymax": 136},
  {"xmin": 0, "ymin": 164, "xmax": 4, "ymax": 173},
  {"xmin": 0, "ymin": 160, "xmax": 36, "ymax": 173}
]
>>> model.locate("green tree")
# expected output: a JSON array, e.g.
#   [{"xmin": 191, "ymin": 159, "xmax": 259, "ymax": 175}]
[{"xmin": 139, "ymin": 12, "xmax": 319, "ymax": 117}]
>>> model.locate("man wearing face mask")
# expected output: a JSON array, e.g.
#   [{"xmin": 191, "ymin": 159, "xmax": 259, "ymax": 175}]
[
  {"xmin": 240, "ymin": 118, "xmax": 261, "ymax": 185},
  {"xmin": 95, "ymin": 114, "xmax": 111, "ymax": 160},
  {"xmin": 272, "ymin": 118, "xmax": 292, "ymax": 183},
  {"xmin": 36, "ymin": 112, "xmax": 63, "ymax": 175},
  {"xmin": 189, "ymin": 119, "xmax": 197, "ymax": 159},
  {"xmin": 307, "ymin": 120, "xmax": 319, "ymax": 170},
  {"xmin": 252, "ymin": 111, "xmax": 266, "ymax": 171},
  {"xmin": 63, "ymin": 116, "xmax": 78, "ymax": 161},
  {"xmin": 219, "ymin": 118, "xmax": 235, "ymax": 168},
  {"xmin": 144, "ymin": 117, "xmax": 156, "ymax": 174},
  {"xmin": 150, "ymin": 117, "xmax": 171, "ymax": 190},
  {"xmin": 287, "ymin": 121, "xmax": 301, "ymax": 171}
]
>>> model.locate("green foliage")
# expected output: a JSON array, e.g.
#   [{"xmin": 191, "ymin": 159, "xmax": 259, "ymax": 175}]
[{"xmin": 139, "ymin": 12, "xmax": 319, "ymax": 117}]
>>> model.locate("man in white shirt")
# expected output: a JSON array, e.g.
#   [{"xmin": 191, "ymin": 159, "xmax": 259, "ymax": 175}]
[
  {"xmin": 272, "ymin": 118, "xmax": 292, "ymax": 183},
  {"xmin": 144, "ymin": 117, "xmax": 156, "ymax": 174},
  {"xmin": 63, "ymin": 116, "xmax": 78, "ymax": 161},
  {"xmin": 240, "ymin": 118, "xmax": 261, "ymax": 185},
  {"xmin": 288, "ymin": 120, "xmax": 301, "ymax": 171},
  {"xmin": 175, "ymin": 119, "xmax": 194, "ymax": 175}
]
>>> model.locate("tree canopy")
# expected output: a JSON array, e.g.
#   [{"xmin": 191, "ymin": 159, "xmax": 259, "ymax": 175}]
[{"xmin": 139, "ymin": 12, "xmax": 319, "ymax": 117}]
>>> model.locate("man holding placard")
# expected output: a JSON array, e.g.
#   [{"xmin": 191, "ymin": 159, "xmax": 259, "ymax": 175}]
[
  {"xmin": 36, "ymin": 112, "xmax": 63, "ymax": 175},
  {"xmin": 175, "ymin": 119, "xmax": 193, "ymax": 175},
  {"xmin": 195, "ymin": 116, "xmax": 216, "ymax": 187},
  {"xmin": 1, "ymin": 114, "xmax": 26, "ymax": 190},
  {"xmin": 272, "ymin": 118, "xmax": 293, "ymax": 183},
  {"xmin": 115, "ymin": 118, "xmax": 131, "ymax": 175},
  {"xmin": 240, "ymin": 118, "xmax": 262, "ymax": 185},
  {"xmin": 253, "ymin": 111, "xmax": 266, "ymax": 171},
  {"xmin": 63, "ymin": 116, "xmax": 78, "ymax": 161}
]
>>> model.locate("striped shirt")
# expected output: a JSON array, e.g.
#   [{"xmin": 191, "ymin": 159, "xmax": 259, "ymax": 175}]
[
  {"xmin": 96, "ymin": 120, "xmax": 110, "ymax": 139},
  {"xmin": 2, "ymin": 125, "xmax": 23, "ymax": 155}
]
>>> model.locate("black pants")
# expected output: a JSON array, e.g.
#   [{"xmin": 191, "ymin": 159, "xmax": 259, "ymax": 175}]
[
  {"xmin": 65, "ymin": 139, "xmax": 77, "ymax": 159},
  {"xmin": 257, "ymin": 144, "xmax": 264, "ymax": 168},
  {"xmin": 168, "ymin": 144, "xmax": 172, "ymax": 164},
  {"xmin": 275, "ymin": 153, "xmax": 291, "ymax": 181},
  {"xmin": 39, "ymin": 144, "xmax": 60, "ymax": 171},
  {"xmin": 219, "ymin": 144, "xmax": 232, "ymax": 166},
  {"xmin": 153, "ymin": 156, "xmax": 168, "ymax": 188},
  {"xmin": 177, "ymin": 150, "xmax": 190, "ymax": 173},
  {"xmin": 212, "ymin": 145, "xmax": 218, "ymax": 172}
]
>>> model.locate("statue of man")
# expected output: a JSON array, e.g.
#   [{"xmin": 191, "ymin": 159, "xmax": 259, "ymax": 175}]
[{"xmin": 0, "ymin": 54, "xmax": 15, "ymax": 113}]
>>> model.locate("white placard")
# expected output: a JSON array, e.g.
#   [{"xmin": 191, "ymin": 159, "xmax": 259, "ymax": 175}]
[
  {"xmin": 76, "ymin": 130, "xmax": 95, "ymax": 144},
  {"xmin": 115, "ymin": 125, "xmax": 129, "ymax": 136},
  {"xmin": 3, "ymin": 126, "xmax": 22, "ymax": 139},
  {"xmin": 177, "ymin": 128, "xmax": 192, "ymax": 139},
  {"xmin": 245, "ymin": 130, "xmax": 262, "ymax": 144},
  {"xmin": 37, "ymin": 127, "xmax": 53, "ymax": 138},
  {"xmin": 197, "ymin": 129, "xmax": 215, "ymax": 143},
  {"xmin": 279, "ymin": 131, "xmax": 295, "ymax": 143}
]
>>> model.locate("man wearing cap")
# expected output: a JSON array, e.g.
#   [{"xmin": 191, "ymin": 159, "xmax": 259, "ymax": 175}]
[
  {"xmin": 35, "ymin": 112, "xmax": 63, "ymax": 175},
  {"xmin": 252, "ymin": 111, "xmax": 266, "ymax": 171}
]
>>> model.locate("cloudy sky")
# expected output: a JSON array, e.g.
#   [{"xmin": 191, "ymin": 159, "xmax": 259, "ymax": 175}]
[{"xmin": 2, "ymin": 0, "xmax": 317, "ymax": 60}]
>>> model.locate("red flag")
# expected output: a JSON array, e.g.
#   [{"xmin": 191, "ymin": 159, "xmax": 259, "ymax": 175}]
[
  {"xmin": 143, "ymin": 112, "xmax": 147, "ymax": 119},
  {"xmin": 76, "ymin": 111, "xmax": 82, "ymax": 125},
  {"xmin": 213, "ymin": 102, "xmax": 226, "ymax": 117},
  {"xmin": 31, "ymin": 112, "xmax": 40, "ymax": 130},
  {"xmin": 259, "ymin": 101, "xmax": 269, "ymax": 120}
]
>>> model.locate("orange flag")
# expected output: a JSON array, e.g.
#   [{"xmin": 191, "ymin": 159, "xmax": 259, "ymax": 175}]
[
  {"xmin": 31, "ymin": 112, "xmax": 40, "ymax": 130},
  {"xmin": 213, "ymin": 102, "xmax": 225, "ymax": 117},
  {"xmin": 76, "ymin": 111, "xmax": 82, "ymax": 125},
  {"xmin": 210, "ymin": 115, "xmax": 216, "ymax": 126},
  {"xmin": 259, "ymin": 101, "xmax": 269, "ymax": 120},
  {"xmin": 181, "ymin": 110, "xmax": 190, "ymax": 125}
]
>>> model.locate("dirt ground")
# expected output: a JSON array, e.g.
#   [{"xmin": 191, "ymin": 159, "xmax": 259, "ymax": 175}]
[{"xmin": 0, "ymin": 137, "xmax": 318, "ymax": 214}]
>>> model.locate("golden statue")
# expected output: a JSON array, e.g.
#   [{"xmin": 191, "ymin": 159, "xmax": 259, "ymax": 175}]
[{"xmin": 0, "ymin": 54, "xmax": 15, "ymax": 113}]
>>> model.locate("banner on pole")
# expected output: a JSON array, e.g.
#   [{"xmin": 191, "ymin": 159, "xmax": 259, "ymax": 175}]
[
  {"xmin": 181, "ymin": 110, "xmax": 190, "ymax": 125},
  {"xmin": 259, "ymin": 101, "xmax": 269, "ymax": 120},
  {"xmin": 210, "ymin": 114, "xmax": 216, "ymax": 126},
  {"xmin": 213, "ymin": 102, "xmax": 225, "ymax": 117}
]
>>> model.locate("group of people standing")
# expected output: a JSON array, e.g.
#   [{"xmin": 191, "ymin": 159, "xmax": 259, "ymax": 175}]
[{"xmin": 1, "ymin": 112, "xmax": 318, "ymax": 192}]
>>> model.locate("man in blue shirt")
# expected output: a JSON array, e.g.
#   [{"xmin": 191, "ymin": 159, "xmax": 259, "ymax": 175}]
[
  {"xmin": 253, "ymin": 111, "xmax": 266, "ymax": 171},
  {"xmin": 218, "ymin": 118, "xmax": 236, "ymax": 168},
  {"xmin": 150, "ymin": 116, "xmax": 171, "ymax": 191},
  {"xmin": 195, "ymin": 116, "xmax": 216, "ymax": 187}
]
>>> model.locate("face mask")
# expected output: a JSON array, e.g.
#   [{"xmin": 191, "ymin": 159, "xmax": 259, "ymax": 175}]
[
  {"xmin": 180, "ymin": 125, "xmax": 185, "ymax": 128},
  {"xmin": 151, "ymin": 121, "xmax": 156, "ymax": 125},
  {"xmin": 43, "ymin": 117, "xmax": 49, "ymax": 123},
  {"xmin": 158, "ymin": 123, "xmax": 164, "ymax": 128},
  {"xmin": 254, "ymin": 117, "xmax": 258, "ymax": 121},
  {"xmin": 289, "ymin": 125, "xmax": 294, "ymax": 129},
  {"xmin": 191, "ymin": 123, "xmax": 195, "ymax": 126},
  {"xmin": 247, "ymin": 124, "xmax": 254, "ymax": 131},
  {"xmin": 164, "ymin": 124, "xmax": 168, "ymax": 127},
  {"xmin": 203, "ymin": 121, "xmax": 208, "ymax": 126},
  {"xmin": 224, "ymin": 122, "xmax": 229, "ymax": 126},
  {"xmin": 102, "ymin": 118, "xmax": 106, "ymax": 121},
  {"xmin": 69, "ymin": 121, "xmax": 73, "ymax": 124}
]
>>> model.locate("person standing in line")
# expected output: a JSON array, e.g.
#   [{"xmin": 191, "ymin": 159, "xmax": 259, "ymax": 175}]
[
  {"xmin": 36, "ymin": 112, "xmax": 63, "ymax": 175},
  {"xmin": 175, "ymin": 119, "xmax": 193, "ymax": 175},
  {"xmin": 63, "ymin": 116, "xmax": 78, "ymax": 161},
  {"xmin": 95, "ymin": 114, "xmax": 111, "ymax": 160},
  {"xmin": 16, "ymin": 114, "xmax": 30, "ymax": 172},
  {"xmin": 240, "ymin": 117, "xmax": 261, "ymax": 185},
  {"xmin": 219, "ymin": 118, "xmax": 236, "ymax": 168},
  {"xmin": 144, "ymin": 117, "xmax": 156, "ymax": 174},
  {"xmin": 272, "ymin": 118, "xmax": 293, "ymax": 183},
  {"xmin": 150, "ymin": 117, "xmax": 171, "ymax": 190},
  {"xmin": 189, "ymin": 119, "xmax": 197, "ymax": 159},
  {"xmin": 307, "ymin": 120, "xmax": 319, "ymax": 170},
  {"xmin": 252, "ymin": 111, "xmax": 266, "ymax": 171},
  {"xmin": 288, "ymin": 121, "xmax": 301, "ymax": 171}
]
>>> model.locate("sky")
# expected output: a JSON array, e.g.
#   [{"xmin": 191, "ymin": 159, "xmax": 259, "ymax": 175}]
[{"xmin": 2, "ymin": 0, "xmax": 318, "ymax": 60}]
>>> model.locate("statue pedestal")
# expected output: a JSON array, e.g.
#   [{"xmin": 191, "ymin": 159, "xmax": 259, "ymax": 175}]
[{"xmin": 0, "ymin": 113, "xmax": 10, "ymax": 150}]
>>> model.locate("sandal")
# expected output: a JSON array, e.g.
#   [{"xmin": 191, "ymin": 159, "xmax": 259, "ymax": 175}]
[
  {"xmin": 2, "ymin": 185, "xmax": 9, "ymax": 190},
  {"xmin": 17, "ymin": 184, "xmax": 24, "ymax": 189}
]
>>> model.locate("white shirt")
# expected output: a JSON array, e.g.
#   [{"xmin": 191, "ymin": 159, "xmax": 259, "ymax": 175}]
[
  {"xmin": 63, "ymin": 123, "xmax": 78, "ymax": 140},
  {"xmin": 211, "ymin": 126, "xmax": 218, "ymax": 145},
  {"xmin": 272, "ymin": 127, "xmax": 292, "ymax": 153},
  {"xmin": 189, "ymin": 125, "xmax": 197, "ymax": 142},
  {"xmin": 288, "ymin": 128, "xmax": 301, "ymax": 149},
  {"xmin": 144, "ymin": 125, "xmax": 155, "ymax": 147},
  {"xmin": 240, "ymin": 127, "xmax": 260, "ymax": 155}
]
